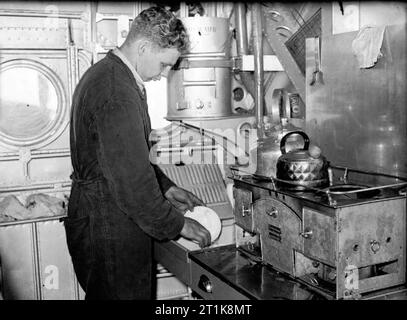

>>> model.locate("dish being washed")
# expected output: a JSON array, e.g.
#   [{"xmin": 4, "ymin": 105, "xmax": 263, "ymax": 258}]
[{"xmin": 184, "ymin": 206, "xmax": 222, "ymax": 243}]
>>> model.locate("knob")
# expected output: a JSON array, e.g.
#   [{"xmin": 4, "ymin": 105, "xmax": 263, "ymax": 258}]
[
  {"xmin": 300, "ymin": 228, "xmax": 313, "ymax": 239},
  {"xmin": 198, "ymin": 275, "xmax": 213, "ymax": 293},
  {"xmin": 327, "ymin": 269, "xmax": 337, "ymax": 281},
  {"xmin": 267, "ymin": 207, "xmax": 278, "ymax": 218},
  {"xmin": 370, "ymin": 240, "xmax": 380, "ymax": 253}
]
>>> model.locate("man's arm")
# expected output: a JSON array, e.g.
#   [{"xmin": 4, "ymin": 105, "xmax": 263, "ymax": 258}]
[{"xmin": 152, "ymin": 164, "xmax": 175, "ymax": 194}]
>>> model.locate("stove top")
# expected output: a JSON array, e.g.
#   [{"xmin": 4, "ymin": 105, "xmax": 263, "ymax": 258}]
[{"xmin": 232, "ymin": 165, "xmax": 407, "ymax": 208}]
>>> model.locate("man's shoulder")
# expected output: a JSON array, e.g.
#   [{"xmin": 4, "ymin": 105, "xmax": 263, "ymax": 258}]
[
  {"xmin": 82, "ymin": 55, "xmax": 115, "ymax": 82},
  {"xmin": 77, "ymin": 54, "xmax": 137, "ymax": 100}
]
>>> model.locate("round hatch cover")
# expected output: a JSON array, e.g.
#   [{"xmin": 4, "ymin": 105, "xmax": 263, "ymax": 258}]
[{"xmin": 0, "ymin": 59, "xmax": 67, "ymax": 149}]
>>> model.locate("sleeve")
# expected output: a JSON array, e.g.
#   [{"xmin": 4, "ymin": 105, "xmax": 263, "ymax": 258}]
[
  {"xmin": 94, "ymin": 98, "xmax": 184, "ymax": 241},
  {"xmin": 152, "ymin": 165, "xmax": 176, "ymax": 194}
]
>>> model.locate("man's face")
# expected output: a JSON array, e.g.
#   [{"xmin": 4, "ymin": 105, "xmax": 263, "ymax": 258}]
[{"xmin": 137, "ymin": 43, "xmax": 180, "ymax": 82}]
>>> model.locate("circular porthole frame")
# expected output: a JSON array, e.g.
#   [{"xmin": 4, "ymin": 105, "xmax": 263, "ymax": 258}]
[{"xmin": 0, "ymin": 58, "xmax": 68, "ymax": 150}]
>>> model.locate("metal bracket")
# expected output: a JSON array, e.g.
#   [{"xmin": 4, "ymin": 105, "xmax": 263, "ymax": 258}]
[{"xmin": 263, "ymin": 9, "xmax": 306, "ymax": 102}]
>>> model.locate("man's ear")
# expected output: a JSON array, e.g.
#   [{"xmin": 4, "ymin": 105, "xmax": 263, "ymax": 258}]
[{"xmin": 137, "ymin": 40, "xmax": 148, "ymax": 56}]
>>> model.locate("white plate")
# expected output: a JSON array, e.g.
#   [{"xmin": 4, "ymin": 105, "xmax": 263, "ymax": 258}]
[{"xmin": 185, "ymin": 206, "xmax": 222, "ymax": 243}]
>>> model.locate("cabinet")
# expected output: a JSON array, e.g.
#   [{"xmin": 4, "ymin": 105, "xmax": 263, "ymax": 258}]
[{"xmin": 0, "ymin": 216, "xmax": 83, "ymax": 300}]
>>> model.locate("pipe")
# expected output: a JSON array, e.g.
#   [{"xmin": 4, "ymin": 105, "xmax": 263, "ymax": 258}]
[
  {"xmin": 235, "ymin": 3, "xmax": 248, "ymax": 54},
  {"xmin": 90, "ymin": 1, "xmax": 98, "ymax": 63},
  {"xmin": 235, "ymin": 3, "xmax": 272, "ymax": 137},
  {"xmin": 252, "ymin": 3, "xmax": 264, "ymax": 139},
  {"xmin": 234, "ymin": 3, "xmax": 256, "ymax": 99}
]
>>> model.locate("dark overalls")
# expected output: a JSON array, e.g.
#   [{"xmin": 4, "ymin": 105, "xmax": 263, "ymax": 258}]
[{"xmin": 65, "ymin": 51, "xmax": 184, "ymax": 300}]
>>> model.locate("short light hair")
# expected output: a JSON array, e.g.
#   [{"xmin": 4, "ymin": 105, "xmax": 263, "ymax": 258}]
[{"xmin": 127, "ymin": 6, "xmax": 189, "ymax": 52}]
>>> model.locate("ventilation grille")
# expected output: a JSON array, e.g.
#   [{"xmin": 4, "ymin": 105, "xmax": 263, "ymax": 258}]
[
  {"xmin": 160, "ymin": 164, "xmax": 229, "ymax": 205},
  {"xmin": 268, "ymin": 224, "xmax": 282, "ymax": 242}
]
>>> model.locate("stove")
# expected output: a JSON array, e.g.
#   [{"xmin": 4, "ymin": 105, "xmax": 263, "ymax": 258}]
[{"xmin": 230, "ymin": 165, "xmax": 407, "ymax": 299}]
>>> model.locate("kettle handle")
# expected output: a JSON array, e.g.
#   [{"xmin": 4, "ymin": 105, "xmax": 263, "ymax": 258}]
[{"xmin": 280, "ymin": 131, "xmax": 310, "ymax": 154}]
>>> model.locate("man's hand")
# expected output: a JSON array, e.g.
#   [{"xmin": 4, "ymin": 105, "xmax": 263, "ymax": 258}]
[
  {"xmin": 165, "ymin": 186, "xmax": 204, "ymax": 213},
  {"xmin": 180, "ymin": 217, "xmax": 211, "ymax": 248}
]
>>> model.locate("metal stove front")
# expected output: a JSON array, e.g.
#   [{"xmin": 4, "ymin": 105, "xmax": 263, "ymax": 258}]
[{"xmin": 231, "ymin": 166, "xmax": 407, "ymax": 299}]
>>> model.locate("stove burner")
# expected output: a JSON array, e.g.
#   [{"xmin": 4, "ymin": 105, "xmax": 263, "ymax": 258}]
[{"xmin": 324, "ymin": 184, "xmax": 381, "ymax": 199}]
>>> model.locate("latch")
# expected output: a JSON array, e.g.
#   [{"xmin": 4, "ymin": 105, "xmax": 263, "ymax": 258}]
[
  {"xmin": 241, "ymin": 204, "xmax": 252, "ymax": 217},
  {"xmin": 300, "ymin": 228, "xmax": 313, "ymax": 239}
]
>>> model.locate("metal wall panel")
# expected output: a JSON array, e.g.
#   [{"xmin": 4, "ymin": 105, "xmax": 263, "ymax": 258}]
[
  {"xmin": 29, "ymin": 157, "xmax": 72, "ymax": 183},
  {"xmin": 306, "ymin": 23, "xmax": 407, "ymax": 177},
  {"xmin": 0, "ymin": 2, "xmax": 92, "ymax": 188},
  {"xmin": 37, "ymin": 219, "xmax": 78, "ymax": 300},
  {"xmin": 0, "ymin": 218, "xmax": 82, "ymax": 300},
  {"xmin": 0, "ymin": 161, "xmax": 25, "ymax": 186},
  {"xmin": 0, "ymin": 223, "xmax": 39, "ymax": 299},
  {"xmin": 0, "ymin": 16, "xmax": 86, "ymax": 49}
]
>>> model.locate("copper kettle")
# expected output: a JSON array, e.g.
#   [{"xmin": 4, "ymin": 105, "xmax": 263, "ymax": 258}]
[{"xmin": 276, "ymin": 131, "xmax": 330, "ymax": 190}]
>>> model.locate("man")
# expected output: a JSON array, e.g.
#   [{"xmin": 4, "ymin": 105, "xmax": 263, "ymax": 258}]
[{"xmin": 65, "ymin": 6, "xmax": 211, "ymax": 300}]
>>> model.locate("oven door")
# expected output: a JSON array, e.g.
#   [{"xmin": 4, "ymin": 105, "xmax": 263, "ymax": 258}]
[
  {"xmin": 253, "ymin": 197, "xmax": 303, "ymax": 275},
  {"xmin": 302, "ymin": 207, "xmax": 336, "ymax": 266}
]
